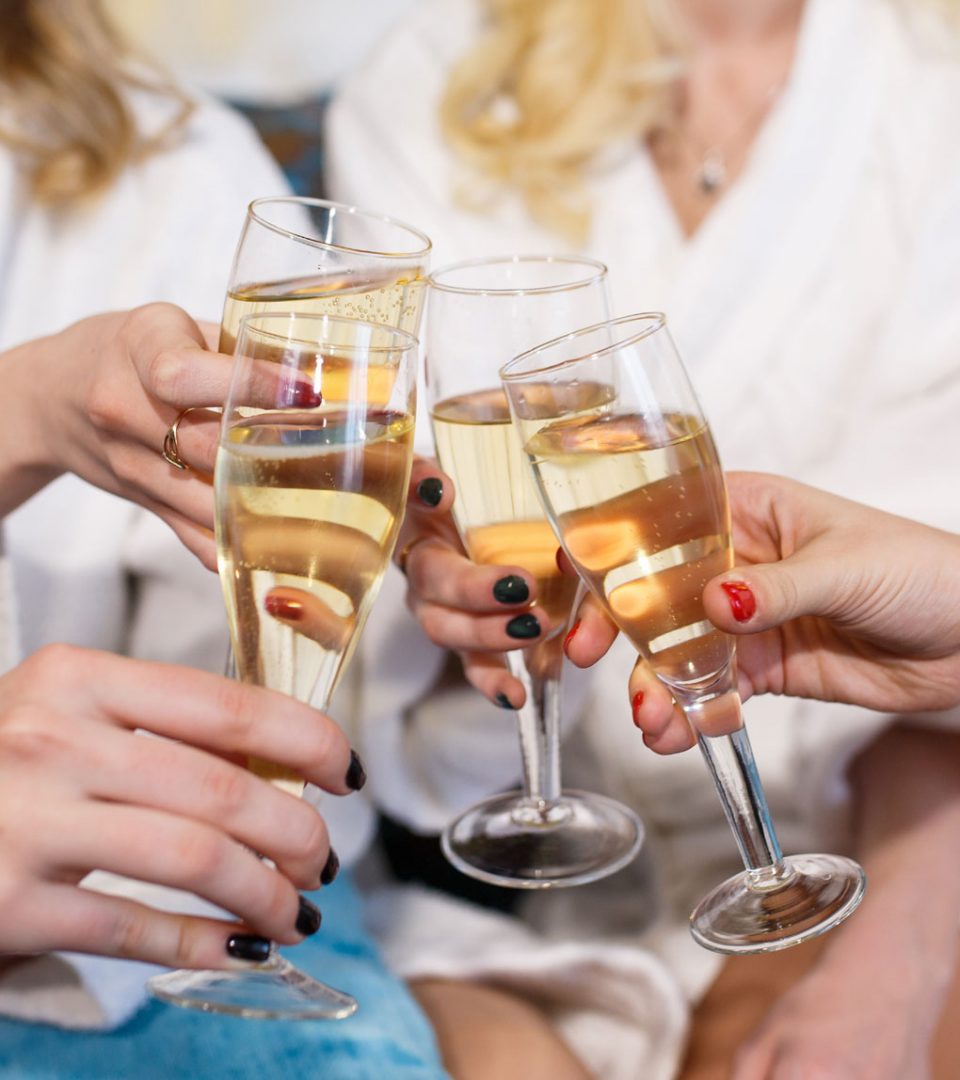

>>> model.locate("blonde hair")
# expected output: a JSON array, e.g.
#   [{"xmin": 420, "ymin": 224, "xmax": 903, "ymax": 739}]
[
  {"xmin": 0, "ymin": 0, "xmax": 192, "ymax": 204},
  {"xmin": 442, "ymin": 0, "xmax": 960, "ymax": 242}
]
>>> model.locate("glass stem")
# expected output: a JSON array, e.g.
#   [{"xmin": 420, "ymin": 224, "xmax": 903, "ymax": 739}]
[
  {"xmin": 506, "ymin": 647, "xmax": 562, "ymax": 807},
  {"xmin": 678, "ymin": 686, "xmax": 786, "ymax": 883}
]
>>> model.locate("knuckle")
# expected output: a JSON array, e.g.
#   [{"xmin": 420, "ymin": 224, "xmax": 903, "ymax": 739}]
[
  {"xmin": 25, "ymin": 643, "xmax": 84, "ymax": 688},
  {"xmin": 173, "ymin": 824, "xmax": 227, "ymax": 887},
  {"xmin": 215, "ymin": 681, "xmax": 258, "ymax": 743},
  {"xmin": 145, "ymin": 348, "xmax": 189, "ymax": 403},
  {"xmin": 417, "ymin": 607, "xmax": 449, "ymax": 648},
  {"xmin": 284, "ymin": 803, "xmax": 328, "ymax": 864},
  {"xmin": 0, "ymin": 701, "xmax": 67, "ymax": 762},
  {"xmin": 103, "ymin": 904, "xmax": 153, "ymax": 961},
  {"xmin": 197, "ymin": 762, "xmax": 250, "ymax": 820}
]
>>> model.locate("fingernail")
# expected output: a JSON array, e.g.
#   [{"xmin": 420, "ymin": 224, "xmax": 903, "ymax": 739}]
[
  {"xmin": 563, "ymin": 619, "xmax": 581, "ymax": 653},
  {"xmin": 631, "ymin": 691, "xmax": 645, "ymax": 722},
  {"xmin": 720, "ymin": 581, "xmax": 757, "ymax": 623},
  {"xmin": 264, "ymin": 595, "xmax": 304, "ymax": 621},
  {"xmin": 295, "ymin": 896, "xmax": 322, "ymax": 936},
  {"xmin": 493, "ymin": 575, "xmax": 529, "ymax": 605},
  {"xmin": 495, "ymin": 692, "xmax": 514, "ymax": 710},
  {"xmin": 555, "ymin": 547, "xmax": 566, "ymax": 573},
  {"xmin": 345, "ymin": 749, "xmax": 367, "ymax": 791},
  {"xmin": 226, "ymin": 934, "xmax": 271, "ymax": 962},
  {"xmin": 506, "ymin": 613, "xmax": 541, "ymax": 640},
  {"xmin": 320, "ymin": 848, "xmax": 340, "ymax": 886},
  {"xmin": 416, "ymin": 477, "xmax": 443, "ymax": 507},
  {"xmin": 284, "ymin": 381, "xmax": 323, "ymax": 408}
]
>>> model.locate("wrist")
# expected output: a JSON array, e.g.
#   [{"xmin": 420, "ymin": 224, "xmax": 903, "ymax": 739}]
[{"xmin": 0, "ymin": 332, "xmax": 68, "ymax": 515}]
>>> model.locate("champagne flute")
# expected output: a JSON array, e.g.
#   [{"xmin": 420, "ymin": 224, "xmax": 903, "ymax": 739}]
[
  {"xmin": 501, "ymin": 313, "xmax": 866, "ymax": 952},
  {"xmin": 427, "ymin": 256, "xmax": 643, "ymax": 888},
  {"xmin": 219, "ymin": 196, "xmax": 431, "ymax": 350},
  {"xmin": 148, "ymin": 312, "xmax": 418, "ymax": 1015}
]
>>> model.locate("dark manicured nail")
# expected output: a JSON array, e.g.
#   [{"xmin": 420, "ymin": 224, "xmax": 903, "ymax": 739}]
[
  {"xmin": 346, "ymin": 750, "xmax": 367, "ymax": 791},
  {"xmin": 264, "ymin": 594, "xmax": 304, "ymax": 621},
  {"xmin": 720, "ymin": 581, "xmax": 757, "ymax": 623},
  {"xmin": 563, "ymin": 619, "xmax": 581, "ymax": 653},
  {"xmin": 493, "ymin": 575, "xmax": 529, "ymax": 605},
  {"xmin": 495, "ymin": 692, "xmax": 514, "ymax": 710},
  {"xmin": 284, "ymin": 381, "xmax": 323, "ymax": 408},
  {"xmin": 226, "ymin": 934, "xmax": 271, "ymax": 963},
  {"xmin": 320, "ymin": 848, "xmax": 340, "ymax": 886},
  {"xmin": 506, "ymin": 613, "xmax": 541, "ymax": 640},
  {"xmin": 295, "ymin": 896, "xmax": 322, "ymax": 936},
  {"xmin": 416, "ymin": 477, "xmax": 443, "ymax": 507}
]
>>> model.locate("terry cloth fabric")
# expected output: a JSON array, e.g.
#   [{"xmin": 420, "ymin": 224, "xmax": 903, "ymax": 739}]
[{"xmin": 0, "ymin": 875, "xmax": 449, "ymax": 1080}]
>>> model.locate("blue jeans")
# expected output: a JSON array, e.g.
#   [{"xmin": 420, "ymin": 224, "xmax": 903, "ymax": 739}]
[{"xmin": 0, "ymin": 875, "xmax": 449, "ymax": 1079}]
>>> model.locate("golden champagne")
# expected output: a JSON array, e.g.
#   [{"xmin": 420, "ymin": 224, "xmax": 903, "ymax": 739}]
[
  {"xmin": 431, "ymin": 388, "xmax": 578, "ymax": 628},
  {"xmin": 215, "ymin": 409, "xmax": 414, "ymax": 784},
  {"xmin": 524, "ymin": 411, "xmax": 734, "ymax": 688},
  {"xmin": 220, "ymin": 273, "xmax": 426, "ymax": 353}
]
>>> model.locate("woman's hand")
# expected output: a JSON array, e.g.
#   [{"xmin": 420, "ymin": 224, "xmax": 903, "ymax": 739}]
[
  {"xmin": 0, "ymin": 644, "xmax": 359, "ymax": 968},
  {"xmin": 392, "ymin": 458, "xmax": 552, "ymax": 709},
  {"xmin": 566, "ymin": 473, "xmax": 960, "ymax": 753},
  {"xmin": 3, "ymin": 303, "xmax": 237, "ymax": 567}
]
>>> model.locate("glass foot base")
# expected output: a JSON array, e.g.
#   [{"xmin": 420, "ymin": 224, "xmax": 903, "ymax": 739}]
[
  {"xmin": 441, "ymin": 788, "xmax": 643, "ymax": 889},
  {"xmin": 147, "ymin": 951, "xmax": 358, "ymax": 1020},
  {"xmin": 689, "ymin": 853, "xmax": 866, "ymax": 955}
]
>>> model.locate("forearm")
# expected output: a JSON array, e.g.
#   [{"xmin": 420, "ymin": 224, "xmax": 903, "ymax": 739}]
[{"xmin": 0, "ymin": 333, "xmax": 65, "ymax": 515}]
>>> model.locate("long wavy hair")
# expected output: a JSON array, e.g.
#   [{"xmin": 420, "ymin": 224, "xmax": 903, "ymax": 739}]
[
  {"xmin": 0, "ymin": 0, "xmax": 192, "ymax": 204},
  {"xmin": 441, "ymin": 0, "xmax": 960, "ymax": 241}
]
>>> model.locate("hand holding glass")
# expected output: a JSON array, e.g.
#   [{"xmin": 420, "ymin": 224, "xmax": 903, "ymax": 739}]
[
  {"xmin": 148, "ymin": 312, "xmax": 418, "ymax": 1015},
  {"xmin": 501, "ymin": 314, "xmax": 865, "ymax": 952}
]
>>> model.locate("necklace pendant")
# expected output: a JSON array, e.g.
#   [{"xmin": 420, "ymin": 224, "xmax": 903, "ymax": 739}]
[{"xmin": 698, "ymin": 152, "xmax": 726, "ymax": 196}]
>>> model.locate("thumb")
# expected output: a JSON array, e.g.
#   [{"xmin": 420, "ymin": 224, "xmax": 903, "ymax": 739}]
[{"xmin": 703, "ymin": 551, "xmax": 844, "ymax": 635}]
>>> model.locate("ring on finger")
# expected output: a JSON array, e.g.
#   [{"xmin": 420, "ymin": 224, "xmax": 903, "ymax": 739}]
[{"xmin": 161, "ymin": 408, "xmax": 196, "ymax": 470}]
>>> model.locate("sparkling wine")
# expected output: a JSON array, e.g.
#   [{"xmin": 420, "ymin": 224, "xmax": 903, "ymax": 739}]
[
  {"xmin": 523, "ymin": 410, "xmax": 734, "ymax": 689},
  {"xmin": 215, "ymin": 409, "xmax": 414, "ymax": 782},
  {"xmin": 431, "ymin": 388, "xmax": 578, "ymax": 628},
  {"xmin": 219, "ymin": 272, "xmax": 426, "ymax": 354}
]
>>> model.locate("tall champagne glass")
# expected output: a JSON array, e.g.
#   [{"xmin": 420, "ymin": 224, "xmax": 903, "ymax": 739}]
[
  {"xmin": 219, "ymin": 196, "xmax": 432, "ymax": 351},
  {"xmin": 427, "ymin": 256, "xmax": 643, "ymax": 888},
  {"xmin": 148, "ymin": 312, "xmax": 418, "ymax": 1015},
  {"xmin": 501, "ymin": 313, "xmax": 866, "ymax": 952}
]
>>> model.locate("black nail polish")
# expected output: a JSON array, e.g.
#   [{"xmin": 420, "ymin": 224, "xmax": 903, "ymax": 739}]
[
  {"xmin": 493, "ymin": 575, "xmax": 529, "ymax": 605},
  {"xmin": 495, "ymin": 692, "xmax": 514, "ymax": 710},
  {"xmin": 296, "ymin": 896, "xmax": 322, "ymax": 936},
  {"xmin": 346, "ymin": 750, "xmax": 367, "ymax": 791},
  {"xmin": 506, "ymin": 613, "xmax": 541, "ymax": 640},
  {"xmin": 321, "ymin": 848, "xmax": 340, "ymax": 886},
  {"xmin": 416, "ymin": 477, "xmax": 443, "ymax": 507},
  {"xmin": 226, "ymin": 934, "xmax": 271, "ymax": 963}
]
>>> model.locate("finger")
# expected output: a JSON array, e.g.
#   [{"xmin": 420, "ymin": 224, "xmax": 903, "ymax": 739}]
[
  {"xmin": 159, "ymin": 406, "xmax": 221, "ymax": 475},
  {"xmin": 15, "ymin": 885, "xmax": 269, "ymax": 970},
  {"xmin": 87, "ymin": 726, "xmax": 331, "ymax": 891},
  {"xmin": 39, "ymin": 802, "xmax": 305, "ymax": 944},
  {"xmin": 31, "ymin": 650, "xmax": 355, "ymax": 796},
  {"xmin": 627, "ymin": 659, "xmax": 683, "ymax": 739},
  {"xmin": 412, "ymin": 599, "xmax": 549, "ymax": 652},
  {"xmin": 460, "ymin": 651, "xmax": 528, "ymax": 709},
  {"xmin": 408, "ymin": 457, "xmax": 456, "ymax": 516},
  {"xmin": 263, "ymin": 587, "xmax": 349, "ymax": 653},
  {"xmin": 405, "ymin": 539, "xmax": 538, "ymax": 613},
  {"xmin": 562, "ymin": 591, "xmax": 619, "ymax": 667}
]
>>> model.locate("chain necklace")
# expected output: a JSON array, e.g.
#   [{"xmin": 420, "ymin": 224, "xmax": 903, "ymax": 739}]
[{"xmin": 660, "ymin": 80, "xmax": 784, "ymax": 197}]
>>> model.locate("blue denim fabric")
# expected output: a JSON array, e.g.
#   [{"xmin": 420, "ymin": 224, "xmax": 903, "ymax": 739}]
[{"xmin": 0, "ymin": 875, "xmax": 449, "ymax": 1080}]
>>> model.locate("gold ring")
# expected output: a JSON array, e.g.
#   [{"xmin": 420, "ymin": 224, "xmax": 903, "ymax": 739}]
[
  {"xmin": 395, "ymin": 534, "xmax": 434, "ymax": 576},
  {"xmin": 161, "ymin": 408, "xmax": 193, "ymax": 470}
]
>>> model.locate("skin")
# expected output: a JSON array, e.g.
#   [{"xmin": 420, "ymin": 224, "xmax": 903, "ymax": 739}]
[{"xmin": 0, "ymin": 645, "xmax": 354, "ymax": 969}]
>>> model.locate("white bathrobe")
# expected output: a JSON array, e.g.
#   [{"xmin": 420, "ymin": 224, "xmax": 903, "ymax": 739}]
[{"xmin": 326, "ymin": 1, "xmax": 960, "ymax": 1076}]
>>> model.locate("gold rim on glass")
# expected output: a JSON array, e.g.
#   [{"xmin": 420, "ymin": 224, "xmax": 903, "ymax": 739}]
[{"xmin": 428, "ymin": 254, "xmax": 608, "ymax": 297}]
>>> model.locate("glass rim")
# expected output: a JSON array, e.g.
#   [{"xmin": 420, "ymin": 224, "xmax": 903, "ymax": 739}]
[
  {"xmin": 248, "ymin": 196, "xmax": 433, "ymax": 260},
  {"xmin": 500, "ymin": 312, "xmax": 667, "ymax": 380},
  {"xmin": 236, "ymin": 310, "xmax": 420, "ymax": 355},
  {"xmin": 428, "ymin": 253, "xmax": 608, "ymax": 296}
]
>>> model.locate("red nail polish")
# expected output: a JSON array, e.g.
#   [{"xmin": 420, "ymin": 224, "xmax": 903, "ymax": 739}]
[
  {"xmin": 555, "ymin": 548, "xmax": 565, "ymax": 574},
  {"xmin": 720, "ymin": 582, "xmax": 756, "ymax": 623},
  {"xmin": 284, "ymin": 381, "xmax": 323, "ymax": 408},
  {"xmin": 563, "ymin": 619, "xmax": 581, "ymax": 653},
  {"xmin": 631, "ymin": 691, "xmax": 644, "ymax": 721},
  {"xmin": 264, "ymin": 595, "xmax": 304, "ymax": 621}
]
